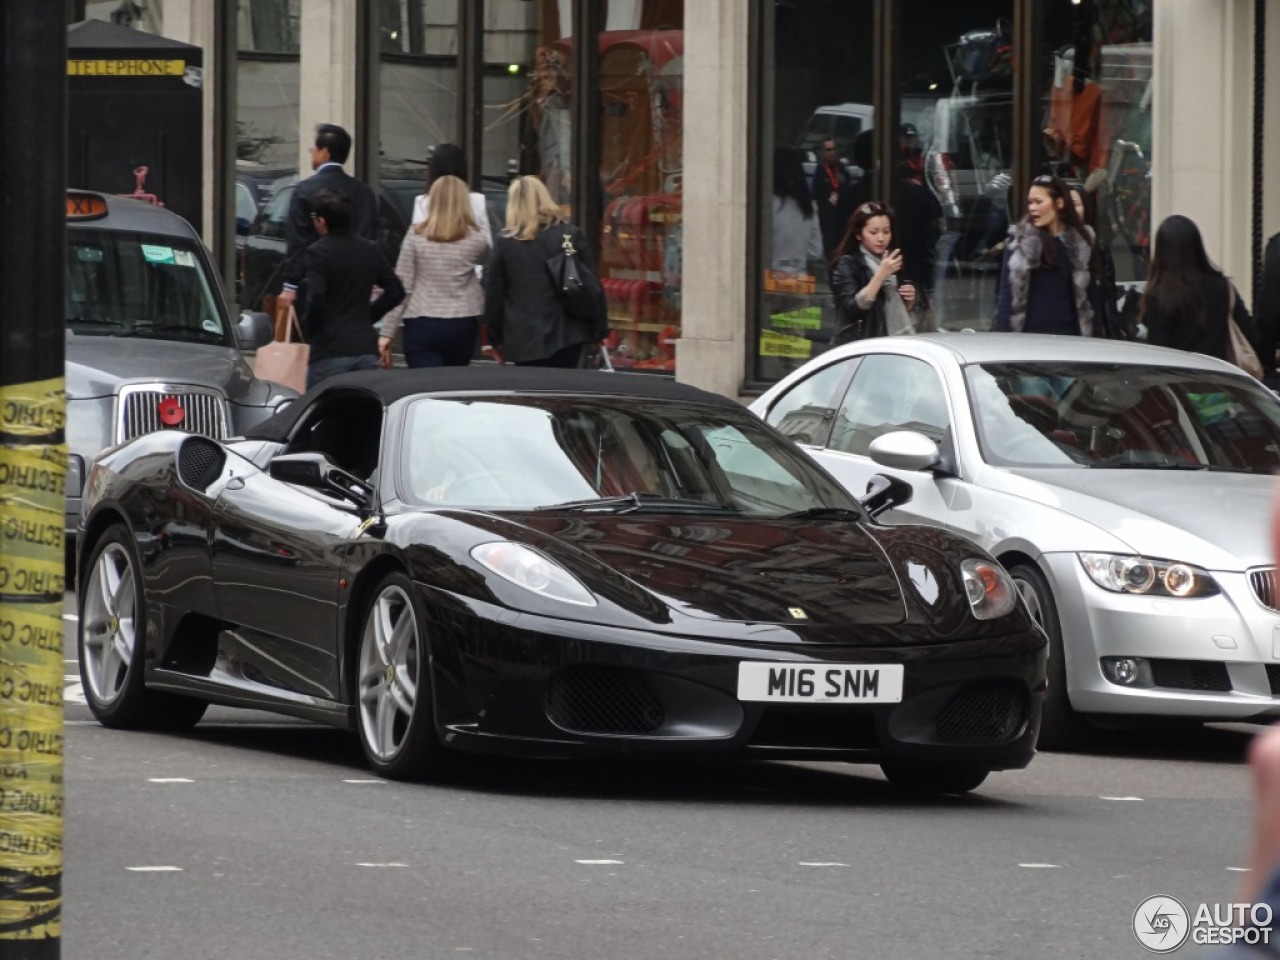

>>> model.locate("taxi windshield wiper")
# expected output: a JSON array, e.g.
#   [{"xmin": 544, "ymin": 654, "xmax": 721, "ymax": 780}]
[
  {"xmin": 533, "ymin": 492, "xmax": 737, "ymax": 514},
  {"xmin": 779, "ymin": 506, "xmax": 864, "ymax": 520}
]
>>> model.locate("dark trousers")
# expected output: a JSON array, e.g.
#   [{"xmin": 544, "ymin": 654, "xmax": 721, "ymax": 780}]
[
  {"xmin": 404, "ymin": 315, "xmax": 479, "ymax": 368},
  {"xmin": 515, "ymin": 341, "xmax": 586, "ymax": 368}
]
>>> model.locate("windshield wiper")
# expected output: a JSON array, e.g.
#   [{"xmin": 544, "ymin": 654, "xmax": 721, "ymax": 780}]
[
  {"xmin": 779, "ymin": 506, "xmax": 864, "ymax": 520},
  {"xmin": 532, "ymin": 492, "xmax": 737, "ymax": 514}
]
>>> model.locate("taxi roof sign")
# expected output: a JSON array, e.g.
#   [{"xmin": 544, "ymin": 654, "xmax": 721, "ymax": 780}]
[{"xmin": 66, "ymin": 192, "xmax": 109, "ymax": 220}]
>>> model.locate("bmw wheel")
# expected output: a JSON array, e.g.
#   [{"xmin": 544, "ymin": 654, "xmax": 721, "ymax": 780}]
[
  {"xmin": 79, "ymin": 525, "xmax": 207, "ymax": 730},
  {"xmin": 1009, "ymin": 562, "xmax": 1088, "ymax": 750},
  {"xmin": 356, "ymin": 572, "xmax": 442, "ymax": 779}
]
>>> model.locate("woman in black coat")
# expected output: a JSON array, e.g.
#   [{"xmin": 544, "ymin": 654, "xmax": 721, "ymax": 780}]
[
  {"xmin": 484, "ymin": 176, "xmax": 605, "ymax": 367},
  {"xmin": 829, "ymin": 200, "xmax": 917, "ymax": 345},
  {"xmin": 1141, "ymin": 214, "xmax": 1258, "ymax": 361}
]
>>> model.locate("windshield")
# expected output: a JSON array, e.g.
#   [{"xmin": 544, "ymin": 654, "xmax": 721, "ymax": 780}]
[
  {"xmin": 400, "ymin": 396, "xmax": 861, "ymax": 516},
  {"xmin": 966, "ymin": 362, "xmax": 1280, "ymax": 473},
  {"xmin": 66, "ymin": 228, "xmax": 229, "ymax": 345}
]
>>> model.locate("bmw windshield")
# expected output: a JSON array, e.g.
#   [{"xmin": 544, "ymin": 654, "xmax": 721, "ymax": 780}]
[
  {"xmin": 967, "ymin": 362, "xmax": 1280, "ymax": 473},
  {"xmin": 400, "ymin": 396, "xmax": 862, "ymax": 516},
  {"xmin": 66, "ymin": 229, "xmax": 229, "ymax": 346}
]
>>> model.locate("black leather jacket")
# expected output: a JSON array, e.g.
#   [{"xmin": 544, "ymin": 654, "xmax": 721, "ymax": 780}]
[{"xmin": 830, "ymin": 252, "xmax": 887, "ymax": 345}]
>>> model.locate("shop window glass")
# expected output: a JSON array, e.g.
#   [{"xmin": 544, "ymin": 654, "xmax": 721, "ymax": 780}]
[
  {"xmin": 236, "ymin": 1, "xmax": 301, "ymax": 187},
  {"xmin": 1038, "ymin": 0, "xmax": 1153, "ymax": 291},
  {"xmin": 597, "ymin": 1, "xmax": 684, "ymax": 374},
  {"xmin": 482, "ymin": 1, "xmax": 570, "ymax": 214},
  {"xmin": 378, "ymin": 1, "xmax": 458, "ymax": 179},
  {"xmin": 753, "ymin": 1, "xmax": 874, "ymax": 384},
  {"xmin": 898, "ymin": 2, "xmax": 1013, "ymax": 335}
]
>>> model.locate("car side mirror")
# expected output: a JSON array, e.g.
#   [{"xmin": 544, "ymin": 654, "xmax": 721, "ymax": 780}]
[
  {"xmin": 235, "ymin": 216, "xmax": 251, "ymax": 236},
  {"xmin": 867, "ymin": 430, "xmax": 942, "ymax": 472},
  {"xmin": 269, "ymin": 452, "xmax": 374, "ymax": 508},
  {"xmin": 860, "ymin": 473, "xmax": 913, "ymax": 520},
  {"xmin": 235, "ymin": 310, "xmax": 274, "ymax": 350}
]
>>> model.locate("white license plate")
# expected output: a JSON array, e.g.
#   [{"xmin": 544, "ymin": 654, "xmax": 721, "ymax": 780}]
[{"xmin": 737, "ymin": 662, "xmax": 903, "ymax": 703}]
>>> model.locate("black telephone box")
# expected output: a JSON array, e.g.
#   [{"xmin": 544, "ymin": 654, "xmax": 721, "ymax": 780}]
[{"xmin": 67, "ymin": 19, "xmax": 203, "ymax": 231}]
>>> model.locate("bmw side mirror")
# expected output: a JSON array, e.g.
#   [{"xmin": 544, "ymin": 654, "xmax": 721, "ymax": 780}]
[
  {"xmin": 867, "ymin": 430, "xmax": 941, "ymax": 472},
  {"xmin": 269, "ymin": 452, "xmax": 374, "ymax": 509},
  {"xmin": 235, "ymin": 310, "xmax": 274, "ymax": 351},
  {"xmin": 861, "ymin": 474, "xmax": 913, "ymax": 520}
]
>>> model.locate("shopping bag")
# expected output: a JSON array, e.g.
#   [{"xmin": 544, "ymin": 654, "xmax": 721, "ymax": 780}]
[
  {"xmin": 255, "ymin": 305, "xmax": 310, "ymax": 394},
  {"xmin": 1224, "ymin": 285, "xmax": 1264, "ymax": 380}
]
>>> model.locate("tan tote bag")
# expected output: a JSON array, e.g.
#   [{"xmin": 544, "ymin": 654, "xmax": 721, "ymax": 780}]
[
  {"xmin": 1224, "ymin": 285, "xmax": 1265, "ymax": 380},
  {"xmin": 255, "ymin": 305, "xmax": 310, "ymax": 394}
]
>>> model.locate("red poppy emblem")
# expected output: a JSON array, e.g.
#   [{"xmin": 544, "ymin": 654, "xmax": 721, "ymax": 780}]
[{"xmin": 158, "ymin": 396, "xmax": 185, "ymax": 427}]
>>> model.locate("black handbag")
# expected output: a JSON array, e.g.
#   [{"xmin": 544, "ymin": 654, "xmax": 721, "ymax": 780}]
[{"xmin": 545, "ymin": 230, "xmax": 607, "ymax": 333}]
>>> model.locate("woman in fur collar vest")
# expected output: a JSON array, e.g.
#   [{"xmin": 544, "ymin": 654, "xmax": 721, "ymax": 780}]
[
  {"xmin": 995, "ymin": 174, "xmax": 1094, "ymax": 336},
  {"xmin": 829, "ymin": 201, "xmax": 917, "ymax": 345}
]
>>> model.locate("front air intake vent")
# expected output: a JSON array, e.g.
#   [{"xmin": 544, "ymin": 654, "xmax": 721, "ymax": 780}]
[
  {"xmin": 1149, "ymin": 659, "xmax": 1232, "ymax": 692},
  {"xmin": 546, "ymin": 667, "xmax": 664, "ymax": 735},
  {"xmin": 935, "ymin": 680, "xmax": 1028, "ymax": 744},
  {"xmin": 178, "ymin": 436, "xmax": 225, "ymax": 490}
]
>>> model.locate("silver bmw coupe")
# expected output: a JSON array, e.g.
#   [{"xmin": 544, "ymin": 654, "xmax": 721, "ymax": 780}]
[{"xmin": 750, "ymin": 333, "xmax": 1280, "ymax": 747}]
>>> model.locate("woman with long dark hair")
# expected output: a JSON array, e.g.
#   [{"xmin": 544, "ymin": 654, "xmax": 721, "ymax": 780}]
[
  {"xmin": 411, "ymin": 143, "xmax": 493, "ymax": 248},
  {"xmin": 994, "ymin": 174, "xmax": 1094, "ymax": 336},
  {"xmin": 770, "ymin": 146, "xmax": 822, "ymax": 273},
  {"xmin": 1068, "ymin": 182, "xmax": 1121, "ymax": 338},
  {"xmin": 828, "ymin": 200, "xmax": 917, "ymax": 344},
  {"xmin": 1141, "ymin": 214, "xmax": 1258, "ymax": 360}
]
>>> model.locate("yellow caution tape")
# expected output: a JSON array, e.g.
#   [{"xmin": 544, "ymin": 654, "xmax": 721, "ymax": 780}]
[{"xmin": 0, "ymin": 377, "xmax": 65, "ymax": 939}]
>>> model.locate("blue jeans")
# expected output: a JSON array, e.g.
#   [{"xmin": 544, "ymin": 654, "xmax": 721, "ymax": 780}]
[
  {"xmin": 404, "ymin": 316, "xmax": 478, "ymax": 368},
  {"xmin": 306, "ymin": 354, "xmax": 380, "ymax": 389}
]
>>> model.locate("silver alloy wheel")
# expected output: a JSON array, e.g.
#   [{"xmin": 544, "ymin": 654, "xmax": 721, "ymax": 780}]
[
  {"xmin": 82, "ymin": 542, "xmax": 138, "ymax": 706},
  {"xmin": 357, "ymin": 584, "xmax": 421, "ymax": 762}
]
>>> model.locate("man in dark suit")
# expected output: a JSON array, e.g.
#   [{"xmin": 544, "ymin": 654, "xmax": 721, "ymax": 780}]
[
  {"xmin": 277, "ymin": 123, "xmax": 380, "ymax": 314},
  {"xmin": 300, "ymin": 190, "xmax": 405, "ymax": 387},
  {"xmin": 812, "ymin": 137, "xmax": 857, "ymax": 260}
]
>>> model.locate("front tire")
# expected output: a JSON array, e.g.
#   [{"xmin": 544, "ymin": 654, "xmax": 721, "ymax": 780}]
[
  {"xmin": 355, "ymin": 572, "xmax": 444, "ymax": 780},
  {"xmin": 1008, "ymin": 562, "xmax": 1088, "ymax": 750},
  {"xmin": 880, "ymin": 762, "xmax": 989, "ymax": 795},
  {"xmin": 78, "ymin": 525, "xmax": 207, "ymax": 730}
]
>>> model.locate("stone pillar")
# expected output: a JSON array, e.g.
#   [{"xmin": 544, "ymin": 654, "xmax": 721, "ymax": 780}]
[
  {"xmin": 297, "ymin": 1, "xmax": 362, "ymax": 174},
  {"xmin": 675, "ymin": 0, "xmax": 750, "ymax": 400},
  {"xmin": 1151, "ymin": 0, "xmax": 1255, "ymax": 298},
  {"xmin": 161, "ymin": 0, "xmax": 217, "ymax": 247},
  {"xmin": 1264, "ymin": 0, "xmax": 1280, "ymax": 252}
]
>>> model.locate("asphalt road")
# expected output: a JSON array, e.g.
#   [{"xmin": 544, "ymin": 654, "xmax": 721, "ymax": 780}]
[{"xmin": 57, "ymin": 596, "xmax": 1262, "ymax": 960}]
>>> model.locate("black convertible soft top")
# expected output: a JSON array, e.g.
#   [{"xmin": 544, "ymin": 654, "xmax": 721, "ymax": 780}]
[{"xmin": 245, "ymin": 366, "xmax": 743, "ymax": 442}]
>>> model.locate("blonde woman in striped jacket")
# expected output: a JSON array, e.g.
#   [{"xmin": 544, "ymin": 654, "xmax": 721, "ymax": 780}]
[{"xmin": 378, "ymin": 175, "xmax": 489, "ymax": 368}]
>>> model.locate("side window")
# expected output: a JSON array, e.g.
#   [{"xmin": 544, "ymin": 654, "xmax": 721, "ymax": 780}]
[
  {"xmin": 763, "ymin": 360, "xmax": 853, "ymax": 445},
  {"xmin": 285, "ymin": 394, "xmax": 384, "ymax": 480},
  {"xmin": 829, "ymin": 354, "xmax": 950, "ymax": 456},
  {"xmin": 257, "ymin": 186, "xmax": 294, "ymax": 240}
]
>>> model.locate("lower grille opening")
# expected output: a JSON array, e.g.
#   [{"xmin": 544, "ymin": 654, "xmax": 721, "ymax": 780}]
[
  {"xmin": 749, "ymin": 706, "xmax": 879, "ymax": 750},
  {"xmin": 1267, "ymin": 665, "xmax": 1280, "ymax": 696},
  {"xmin": 1150, "ymin": 659, "xmax": 1232, "ymax": 693},
  {"xmin": 546, "ymin": 667, "xmax": 664, "ymax": 735},
  {"xmin": 935, "ymin": 680, "xmax": 1027, "ymax": 745}
]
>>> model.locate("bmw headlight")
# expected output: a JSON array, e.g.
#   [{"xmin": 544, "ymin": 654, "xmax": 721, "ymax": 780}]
[
  {"xmin": 471, "ymin": 542, "xmax": 597, "ymax": 606},
  {"xmin": 961, "ymin": 558, "xmax": 1018, "ymax": 620},
  {"xmin": 1077, "ymin": 553, "xmax": 1219, "ymax": 598}
]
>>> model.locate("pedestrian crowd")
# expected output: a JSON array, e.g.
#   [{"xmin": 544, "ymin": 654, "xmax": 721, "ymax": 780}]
[
  {"xmin": 787, "ymin": 124, "xmax": 1278, "ymax": 384},
  {"xmin": 275, "ymin": 123, "xmax": 608, "ymax": 389}
]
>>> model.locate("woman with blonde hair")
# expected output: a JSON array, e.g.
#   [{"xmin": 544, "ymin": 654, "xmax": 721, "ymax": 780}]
[
  {"xmin": 483, "ymin": 175, "xmax": 606, "ymax": 367},
  {"xmin": 378, "ymin": 175, "xmax": 488, "ymax": 367}
]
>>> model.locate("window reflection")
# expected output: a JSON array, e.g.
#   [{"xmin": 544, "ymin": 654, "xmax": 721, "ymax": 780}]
[
  {"xmin": 378, "ymin": 1, "xmax": 458, "ymax": 177},
  {"xmin": 236, "ymin": 1, "xmax": 301, "ymax": 176}
]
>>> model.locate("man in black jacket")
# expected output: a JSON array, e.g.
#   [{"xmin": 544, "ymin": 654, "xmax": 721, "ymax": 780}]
[
  {"xmin": 1261, "ymin": 232, "xmax": 1280, "ymax": 385},
  {"xmin": 278, "ymin": 123, "xmax": 380, "ymax": 312},
  {"xmin": 300, "ymin": 190, "xmax": 405, "ymax": 387}
]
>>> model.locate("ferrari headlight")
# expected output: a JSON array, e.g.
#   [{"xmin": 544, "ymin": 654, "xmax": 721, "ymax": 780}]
[
  {"xmin": 960, "ymin": 558, "xmax": 1017, "ymax": 620},
  {"xmin": 1077, "ymin": 553, "xmax": 1219, "ymax": 598},
  {"xmin": 470, "ymin": 542, "xmax": 597, "ymax": 606}
]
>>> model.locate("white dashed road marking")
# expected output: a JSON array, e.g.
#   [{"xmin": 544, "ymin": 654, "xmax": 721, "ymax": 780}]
[
  {"xmin": 1019, "ymin": 863, "xmax": 1062, "ymax": 869},
  {"xmin": 576, "ymin": 859, "xmax": 624, "ymax": 865},
  {"xmin": 148, "ymin": 778, "xmax": 193, "ymax": 783},
  {"xmin": 1100, "ymin": 796, "xmax": 1145, "ymax": 802},
  {"xmin": 127, "ymin": 866, "xmax": 183, "ymax": 872},
  {"xmin": 357, "ymin": 863, "xmax": 409, "ymax": 868},
  {"xmin": 799, "ymin": 862, "xmax": 850, "ymax": 867}
]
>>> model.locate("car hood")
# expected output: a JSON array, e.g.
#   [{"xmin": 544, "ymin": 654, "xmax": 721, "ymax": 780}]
[
  {"xmin": 66, "ymin": 334, "xmax": 256, "ymax": 401},
  {"xmin": 505, "ymin": 513, "xmax": 909, "ymax": 626},
  {"xmin": 1004, "ymin": 468, "xmax": 1273, "ymax": 570}
]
